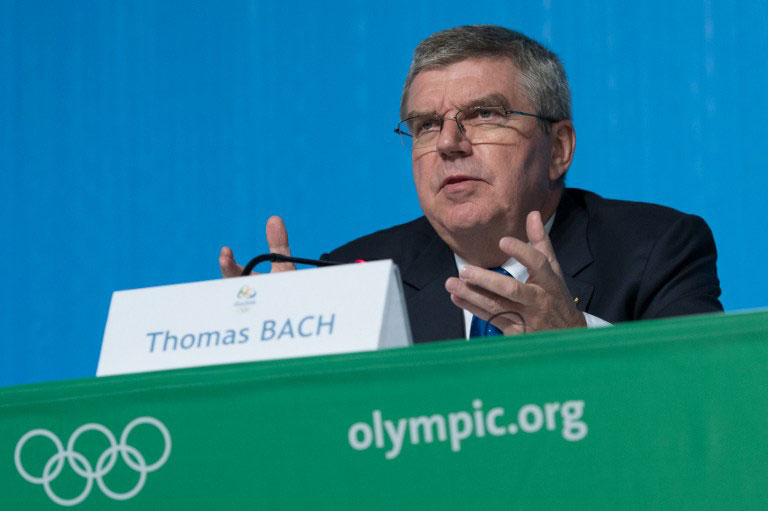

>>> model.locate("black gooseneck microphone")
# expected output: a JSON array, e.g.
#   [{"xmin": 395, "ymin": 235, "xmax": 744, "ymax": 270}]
[{"xmin": 240, "ymin": 253, "xmax": 347, "ymax": 276}]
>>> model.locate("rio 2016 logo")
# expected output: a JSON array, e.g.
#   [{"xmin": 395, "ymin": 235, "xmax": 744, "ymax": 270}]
[
  {"xmin": 14, "ymin": 416, "xmax": 171, "ymax": 507},
  {"xmin": 234, "ymin": 284, "xmax": 257, "ymax": 310},
  {"xmin": 237, "ymin": 285, "xmax": 257, "ymax": 300}
]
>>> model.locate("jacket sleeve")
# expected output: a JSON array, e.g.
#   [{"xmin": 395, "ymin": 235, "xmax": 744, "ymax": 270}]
[{"xmin": 635, "ymin": 214, "xmax": 723, "ymax": 319}]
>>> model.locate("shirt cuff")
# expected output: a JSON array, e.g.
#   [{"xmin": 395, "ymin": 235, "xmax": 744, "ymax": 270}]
[{"xmin": 583, "ymin": 312, "xmax": 612, "ymax": 328}]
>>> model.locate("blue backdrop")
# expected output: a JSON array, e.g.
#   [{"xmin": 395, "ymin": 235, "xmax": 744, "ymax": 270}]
[{"xmin": 2, "ymin": 1, "xmax": 766, "ymax": 387}]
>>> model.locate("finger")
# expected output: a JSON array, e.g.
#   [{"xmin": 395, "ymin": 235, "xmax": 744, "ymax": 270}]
[
  {"xmin": 265, "ymin": 216, "xmax": 296, "ymax": 272},
  {"xmin": 220, "ymin": 246, "xmax": 246, "ymax": 277},
  {"xmin": 526, "ymin": 210, "xmax": 564, "ymax": 278},
  {"xmin": 449, "ymin": 293, "xmax": 525, "ymax": 335},
  {"xmin": 458, "ymin": 265, "xmax": 536, "ymax": 305},
  {"xmin": 445, "ymin": 276, "xmax": 523, "ymax": 326},
  {"xmin": 498, "ymin": 235, "xmax": 556, "ymax": 285}
]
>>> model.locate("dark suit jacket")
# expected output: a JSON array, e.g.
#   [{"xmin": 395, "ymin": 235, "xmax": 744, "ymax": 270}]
[{"xmin": 323, "ymin": 188, "xmax": 723, "ymax": 343}]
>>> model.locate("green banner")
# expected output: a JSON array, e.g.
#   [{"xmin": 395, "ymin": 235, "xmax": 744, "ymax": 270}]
[{"xmin": 3, "ymin": 311, "xmax": 767, "ymax": 509}]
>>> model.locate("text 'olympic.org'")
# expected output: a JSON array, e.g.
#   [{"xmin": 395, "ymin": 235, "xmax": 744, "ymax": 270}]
[{"xmin": 347, "ymin": 399, "xmax": 588, "ymax": 460}]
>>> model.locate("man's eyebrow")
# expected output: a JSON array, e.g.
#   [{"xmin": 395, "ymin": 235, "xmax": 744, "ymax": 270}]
[
  {"xmin": 460, "ymin": 93, "xmax": 511, "ymax": 110},
  {"xmin": 404, "ymin": 93, "xmax": 512, "ymax": 119},
  {"xmin": 404, "ymin": 108, "xmax": 437, "ymax": 120}
]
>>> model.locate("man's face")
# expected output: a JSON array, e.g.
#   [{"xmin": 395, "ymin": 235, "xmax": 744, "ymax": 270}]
[{"xmin": 406, "ymin": 57, "xmax": 556, "ymax": 243}]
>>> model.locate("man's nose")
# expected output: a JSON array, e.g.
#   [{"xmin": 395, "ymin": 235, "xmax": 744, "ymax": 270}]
[{"xmin": 436, "ymin": 118, "xmax": 472, "ymax": 158}]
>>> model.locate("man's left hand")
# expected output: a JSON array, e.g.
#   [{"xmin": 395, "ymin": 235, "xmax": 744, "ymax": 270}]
[{"xmin": 445, "ymin": 211, "xmax": 586, "ymax": 335}]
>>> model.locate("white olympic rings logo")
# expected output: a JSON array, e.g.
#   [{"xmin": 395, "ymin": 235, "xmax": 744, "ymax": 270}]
[{"xmin": 14, "ymin": 416, "xmax": 171, "ymax": 507}]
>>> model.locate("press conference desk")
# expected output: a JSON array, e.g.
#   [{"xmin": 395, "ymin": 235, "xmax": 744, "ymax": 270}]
[{"xmin": 3, "ymin": 311, "xmax": 767, "ymax": 509}]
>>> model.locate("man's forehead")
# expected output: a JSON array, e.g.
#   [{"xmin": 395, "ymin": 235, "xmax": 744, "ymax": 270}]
[{"xmin": 406, "ymin": 57, "xmax": 524, "ymax": 115}]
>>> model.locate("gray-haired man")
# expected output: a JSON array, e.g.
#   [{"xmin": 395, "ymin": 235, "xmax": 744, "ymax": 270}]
[{"xmin": 220, "ymin": 25, "xmax": 722, "ymax": 341}]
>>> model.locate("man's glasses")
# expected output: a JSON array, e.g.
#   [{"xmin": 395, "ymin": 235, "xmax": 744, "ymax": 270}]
[{"xmin": 394, "ymin": 106, "xmax": 558, "ymax": 149}]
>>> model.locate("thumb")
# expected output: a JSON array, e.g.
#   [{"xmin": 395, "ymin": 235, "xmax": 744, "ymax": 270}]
[
  {"xmin": 220, "ymin": 246, "xmax": 246, "ymax": 277},
  {"xmin": 526, "ymin": 211, "xmax": 563, "ymax": 278},
  {"xmin": 266, "ymin": 216, "xmax": 296, "ymax": 272}
]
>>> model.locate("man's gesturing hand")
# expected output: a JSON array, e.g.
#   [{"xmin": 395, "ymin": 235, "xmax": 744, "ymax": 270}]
[
  {"xmin": 219, "ymin": 216, "xmax": 296, "ymax": 277},
  {"xmin": 445, "ymin": 211, "xmax": 586, "ymax": 335}
]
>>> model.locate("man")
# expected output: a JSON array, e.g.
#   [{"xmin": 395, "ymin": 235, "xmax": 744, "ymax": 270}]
[{"xmin": 220, "ymin": 25, "xmax": 722, "ymax": 342}]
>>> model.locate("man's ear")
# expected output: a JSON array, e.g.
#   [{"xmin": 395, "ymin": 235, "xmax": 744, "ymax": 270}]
[{"xmin": 549, "ymin": 120, "xmax": 576, "ymax": 183}]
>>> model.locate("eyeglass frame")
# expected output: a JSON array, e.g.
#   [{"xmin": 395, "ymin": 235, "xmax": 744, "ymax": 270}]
[{"xmin": 393, "ymin": 106, "xmax": 561, "ymax": 147}]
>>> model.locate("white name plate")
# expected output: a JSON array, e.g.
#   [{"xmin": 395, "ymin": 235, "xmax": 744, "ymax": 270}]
[{"xmin": 97, "ymin": 260, "xmax": 412, "ymax": 376}]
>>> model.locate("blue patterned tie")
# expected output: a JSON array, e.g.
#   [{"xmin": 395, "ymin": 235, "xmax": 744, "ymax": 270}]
[{"xmin": 469, "ymin": 267, "xmax": 513, "ymax": 338}]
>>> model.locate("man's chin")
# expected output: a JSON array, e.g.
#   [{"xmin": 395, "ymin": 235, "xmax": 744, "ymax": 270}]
[{"xmin": 434, "ymin": 207, "xmax": 495, "ymax": 234}]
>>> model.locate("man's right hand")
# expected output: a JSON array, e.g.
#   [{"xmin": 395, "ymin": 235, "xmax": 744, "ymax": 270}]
[{"xmin": 219, "ymin": 216, "xmax": 296, "ymax": 277}]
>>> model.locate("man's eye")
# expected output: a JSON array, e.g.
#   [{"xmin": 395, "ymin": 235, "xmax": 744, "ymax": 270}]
[
  {"xmin": 461, "ymin": 107, "xmax": 505, "ymax": 126},
  {"xmin": 476, "ymin": 108, "xmax": 502, "ymax": 120},
  {"xmin": 413, "ymin": 118, "xmax": 439, "ymax": 135}
]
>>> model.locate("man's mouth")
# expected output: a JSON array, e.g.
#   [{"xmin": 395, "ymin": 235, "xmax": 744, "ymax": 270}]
[{"xmin": 441, "ymin": 175, "xmax": 480, "ymax": 190}]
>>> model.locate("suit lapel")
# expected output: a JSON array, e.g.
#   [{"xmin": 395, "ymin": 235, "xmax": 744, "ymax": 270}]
[
  {"xmin": 401, "ymin": 232, "xmax": 465, "ymax": 343},
  {"xmin": 550, "ymin": 190, "xmax": 595, "ymax": 312}
]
